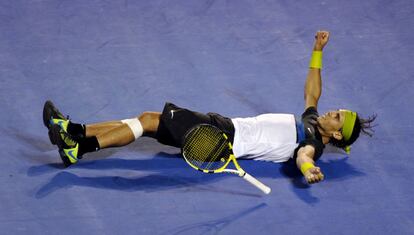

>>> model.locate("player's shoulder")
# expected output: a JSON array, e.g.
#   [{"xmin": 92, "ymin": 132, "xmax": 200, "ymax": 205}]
[
  {"xmin": 303, "ymin": 106, "xmax": 318, "ymax": 115},
  {"xmin": 301, "ymin": 107, "xmax": 319, "ymax": 123}
]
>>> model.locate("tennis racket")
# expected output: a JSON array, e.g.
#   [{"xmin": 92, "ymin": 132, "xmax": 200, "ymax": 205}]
[{"xmin": 182, "ymin": 124, "xmax": 271, "ymax": 194}]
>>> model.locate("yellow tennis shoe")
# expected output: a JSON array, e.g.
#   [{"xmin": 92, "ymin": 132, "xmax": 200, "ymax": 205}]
[{"xmin": 50, "ymin": 124, "xmax": 80, "ymax": 167}]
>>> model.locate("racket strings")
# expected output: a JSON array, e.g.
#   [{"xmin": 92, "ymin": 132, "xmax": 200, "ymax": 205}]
[{"xmin": 183, "ymin": 126, "xmax": 232, "ymax": 171}]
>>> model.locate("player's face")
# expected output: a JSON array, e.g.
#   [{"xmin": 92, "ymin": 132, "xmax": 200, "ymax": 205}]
[{"xmin": 317, "ymin": 110, "xmax": 345, "ymax": 136}]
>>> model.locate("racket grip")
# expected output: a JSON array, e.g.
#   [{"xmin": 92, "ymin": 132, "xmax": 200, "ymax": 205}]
[{"xmin": 242, "ymin": 173, "xmax": 271, "ymax": 194}]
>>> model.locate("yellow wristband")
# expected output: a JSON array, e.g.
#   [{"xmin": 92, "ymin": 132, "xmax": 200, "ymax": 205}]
[
  {"xmin": 300, "ymin": 162, "xmax": 315, "ymax": 175},
  {"xmin": 309, "ymin": 51, "xmax": 323, "ymax": 69}
]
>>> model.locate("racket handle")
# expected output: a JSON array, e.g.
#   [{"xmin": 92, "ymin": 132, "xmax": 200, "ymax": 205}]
[{"xmin": 242, "ymin": 173, "xmax": 271, "ymax": 194}]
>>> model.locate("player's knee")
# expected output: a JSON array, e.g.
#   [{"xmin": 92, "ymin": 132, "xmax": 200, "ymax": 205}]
[
  {"xmin": 138, "ymin": 112, "xmax": 160, "ymax": 133},
  {"xmin": 138, "ymin": 111, "xmax": 158, "ymax": 122}
]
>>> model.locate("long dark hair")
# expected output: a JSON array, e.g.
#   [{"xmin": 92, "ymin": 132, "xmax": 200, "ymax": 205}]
[{"xmin": 330, "ymin": 113, "xmax": 377, "ymax": 148}]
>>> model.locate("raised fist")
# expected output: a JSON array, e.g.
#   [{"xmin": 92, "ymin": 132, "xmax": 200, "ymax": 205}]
[{"xmin": 314, "ymin": 31, "xmax": 330, "ymax": 51}]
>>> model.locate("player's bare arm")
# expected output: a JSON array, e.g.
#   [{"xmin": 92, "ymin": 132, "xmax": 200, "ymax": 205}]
[{"xmin": 305, "ymin": 31, "xmax": 330, "ymax": 109}]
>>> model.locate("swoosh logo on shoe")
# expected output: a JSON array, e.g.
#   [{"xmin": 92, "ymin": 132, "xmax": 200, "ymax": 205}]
[
  {"xmin": 68, "ymin": 150, "xmax": 77, "ymax": 162},
  {"xmin": 58, "ymin": 120, "xmax": 64, "ymax": 129}
]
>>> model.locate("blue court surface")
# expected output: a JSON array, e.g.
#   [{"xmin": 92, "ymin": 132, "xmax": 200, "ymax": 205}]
[{"xmin": 1, "ymin": 0, "xmax": 414, "ymax": 234}]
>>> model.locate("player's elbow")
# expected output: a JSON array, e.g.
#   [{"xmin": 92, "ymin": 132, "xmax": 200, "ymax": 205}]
[{"xmin": 296, "ymin": 146, "xmax": 316, "ymax": 164}]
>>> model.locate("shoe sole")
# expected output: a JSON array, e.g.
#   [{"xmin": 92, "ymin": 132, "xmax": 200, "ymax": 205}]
[
  {"xmin": 48, "ymin": 128, "xmax": 57, "ymax": 145},
  {"xmin": 50, "ymin": 124, "xmax": 73, "ymax": 167},
  {"xmin": 43, "ymin": 100, "xmax": 55, "ymax": 128},
  {"xmin": 43, "ymin": 100, "xmax": 64, "ymax": 145}
]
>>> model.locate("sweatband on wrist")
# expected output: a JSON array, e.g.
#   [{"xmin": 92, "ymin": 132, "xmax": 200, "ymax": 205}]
[
  {"xmin": 121, "ymin": 118, "xmax": 143, "ymax": 139},
  {"xmin": 300, "ymin": 162, "xmax": 315, "ymax": 175},
  {"xmin": 309, "ymin": 51, "xmax": 323, "ymax": 69}
]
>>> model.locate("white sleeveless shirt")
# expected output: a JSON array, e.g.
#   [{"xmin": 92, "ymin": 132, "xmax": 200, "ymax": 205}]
[{"xmin": 231, "ymin": 114, "xmax": 298, "ymax": 163}]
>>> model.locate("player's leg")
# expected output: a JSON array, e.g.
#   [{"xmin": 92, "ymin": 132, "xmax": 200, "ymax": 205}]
[
  {"xmin": 43, "ymin": 100, "xmax": 160, "ymax": 140},
  {"xmin": 94, "ymin": 111, "xmax": 161, "ymax": 148},
  {"xmin": 43, "ymin": 101, "xmax": 162, "ymax": 166},
  {"xmin": 84, "ymin": 121, "xmax": 123, "ymax": 137},
  {"xmin": 43, "ymin": 100, "xmax": 123, "ymax": 141},
  {"xmin": 49, "ymin": 111, "xmax": 161, "ymax": 167}
]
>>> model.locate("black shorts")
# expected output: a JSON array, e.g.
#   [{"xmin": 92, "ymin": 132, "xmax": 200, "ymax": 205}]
[{"xmin": 155, "ymin": 102, "xmax": 235, "ymax": 148}]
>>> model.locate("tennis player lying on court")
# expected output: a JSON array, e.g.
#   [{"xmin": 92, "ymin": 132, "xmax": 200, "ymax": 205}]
[{"xmin": 43, "ymin": 31, "xmax": 375, "ymax": 184}]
